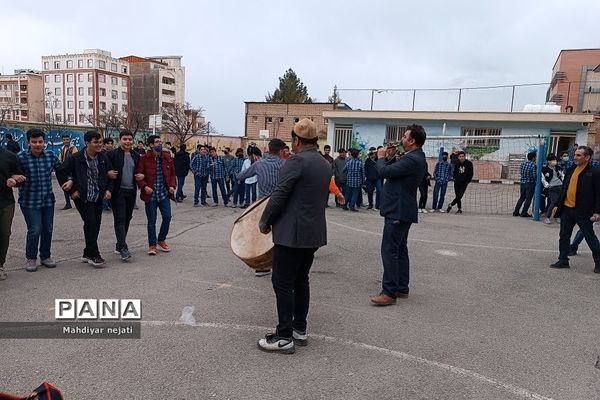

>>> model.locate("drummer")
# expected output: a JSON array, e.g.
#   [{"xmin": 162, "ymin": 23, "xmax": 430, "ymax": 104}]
[
  {"xmin": 257, "ymin": 118, "xmax": 331, "ymax": 354},
  {"xmin": 236, "ymin": 138, "xmax": 286, "ymax": 277}
]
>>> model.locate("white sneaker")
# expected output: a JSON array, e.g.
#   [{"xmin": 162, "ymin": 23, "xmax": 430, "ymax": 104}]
[
  {"xmin": 429, "ymin": 209, "xmax": 436, "ymax": 213},
  {"xmin": 417, "ymin": 209, "xmax": 423, "ymax": 213},
  {"xmin": 422, "ymin": 209, "xmax": 428, "ymax": 214},
  {"xmin": 544, "ymin": 218, "xmax": 551, "ymax": 224},
  {"xmin": 257, "ymin": 333, "xmax": 295, "ymax": 354},
  {"xmin": 439, "ymin": 209, "xmax": 446, "ymax": 213},
  {"xmin": 292, "ymin": 330, "xmax": 308, "ymax": 346}
]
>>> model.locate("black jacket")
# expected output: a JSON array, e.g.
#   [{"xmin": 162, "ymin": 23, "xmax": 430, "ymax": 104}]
[
  {"xmin": 556, "ymin": 164, "xmax": 600, "ymax": 218},
  {"xmin": 174, "ymin": 150, "xmax": 191, "ymax": 177},
  {"xmin": 453, "ymin": 160, "xmax": 473, "ymax": 184},
  {"xmin": 105, "ymin": 148, "xmax": 140, "ymax": 196},
  {"xmin": 364, "ymin": 157, "xmax": 380, "ymax": 181},
  {"xmin": 6, "ymin": 140, "xmax": 20, "ymax": 154},
  {"xmin": 57, "ymin": 149, "xmax": 113, "ymax": 201}
]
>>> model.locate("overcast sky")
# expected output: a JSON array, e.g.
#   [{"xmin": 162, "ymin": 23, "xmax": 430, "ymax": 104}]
[{"xmin": 2, "ymin": 0, "xmax": 599, "ymax": 135}]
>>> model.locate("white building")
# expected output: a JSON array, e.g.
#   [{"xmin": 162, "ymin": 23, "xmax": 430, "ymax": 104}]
[
  {"xmin": 41, "ymin": 49, "xmax": 130, "ymax": 126},
  {"xmin": 0, "ymin": 69, "xmax": 44, "ymax": 123}
]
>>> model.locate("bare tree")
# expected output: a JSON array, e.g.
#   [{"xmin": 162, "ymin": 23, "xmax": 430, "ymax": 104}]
[
  {"xmin": 161, "ymin": 101, "xmax": 206, "ymax": 145},
  {"xmin": 86, "ymin": 108, "xmax": 127, "ymax": 138}
]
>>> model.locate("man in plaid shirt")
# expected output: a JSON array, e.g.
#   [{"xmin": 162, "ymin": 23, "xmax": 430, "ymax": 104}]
[
  {"xmin": 430, "ymin": 151, "xmax": 453, "ymax": 212},
  {"xmin": 16, "ymin": 129, "xmax": 62, "ymax": 272},
  {"xmin": 513, "ymin": 151, "xmax": 537, "ymax": 217},
  {"xmin": 343, "ymin": 148, "xmax": 365, "ymax": 212},
  {"xmin": 190, "ymin": 145, "xmax": 210, "ymax": 206},
  {"xmin": 208, "ymin": 146, "xmax": 228, "ymax": 206}
]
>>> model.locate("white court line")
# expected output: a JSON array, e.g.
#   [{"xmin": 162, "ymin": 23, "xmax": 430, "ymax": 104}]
[
  {"xmin": 329, "ymin": 220, "xmax": 558, "ymax": 254},
  {"xmin": 141, "ymin": 320, "xmax": 554, "ymax": 400}
]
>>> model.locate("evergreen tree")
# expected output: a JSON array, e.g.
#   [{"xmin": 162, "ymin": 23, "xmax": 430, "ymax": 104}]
[{"xmin": 265, "ymin": 68, "xmax": 312, "ymax": 103}]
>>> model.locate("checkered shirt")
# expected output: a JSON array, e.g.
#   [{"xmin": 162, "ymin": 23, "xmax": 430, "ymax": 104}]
[
  {"xmin": 209, "ymin": 155, "xmax": 225, "ymax": 180},
  {"xmin": 520, "ymin": 160, "xmax": 537, "ymax": 183},
  {"xmin": 16, "ymin": 149, "xmax": 61, "ymax": 208},
  {"xmin": 433, "ymin": 161, "xmax": 453, "ymax": 184},
  {"xmin": 344, "ymin": 157, "xmax": 365, "ymax": 188},
  {"xmin": 152, "ymin": 156, "xmax": 168, "ymax": 202}
]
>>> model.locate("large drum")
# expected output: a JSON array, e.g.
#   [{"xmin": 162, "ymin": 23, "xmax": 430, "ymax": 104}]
[{"xmin": 230, "ymin": 196, "xmax": 274, "ymax": 270}]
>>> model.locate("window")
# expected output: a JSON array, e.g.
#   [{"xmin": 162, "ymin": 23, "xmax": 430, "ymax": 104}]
[
  {"xmin": 44, "ymin": 62, "xmax": 49, "ymax": 70},
  {"xmin": 45, "ymin": 113, "xmax": 51, "ymax": 121},
  {"xmin": 100, "ymin": 102, "xmax": 106, "ymax": 110},
  {"xmin": 279, "ymin": 117, "xmax": 284, "ymax": 123},
  {"xmin": 79, "ymin": 113, "xmax": 86, "ymax": 121},
  {"xmin": 67, "ymin": 88, "xmax": 73, "ymax": 96},
  {"xmin": 111, "ymin": 63, "xmax": 117, "ymax": 72},
  {"xmin": 78, "ymin": 87, "xmax": 84, "ymax": 96},
  {"xmin": 111, "ymin": 103, "xmax": 118, "ymax": 112},
  {"xmin": 252, "ymin": 116, "xmax": 258, "ymax": 123},
  {"xmin": 44, "ymin": 75, "xmax": 49, "ymax": 83},
  {"xmin": 21, "ymin": 110, "xmax": 28, "ymax": 118},
  {"xmin": 293, "ymin": 117, "xmax": 300, "ymax": 123},
  {"xmin": 78, "ymin": 74, "xmax": 84, "ymax": 82},
  {"xmin": 88, "ymin": 73, "xmax": 93, "ymax": 82},
  {"xmin": 78, "ymin": 101, "xmax": 84, "ymax": 109},
  {"xmin": 122, "ymin": 104, "xmax": 127, "ymax": 112},
  {"xmin": 78, "ymin": 60, "xmax": 83, "ymax": 68},
  {"xmin": 67, "ymin": 114, "xmax": 74, "ymax": 122},
  {"xmin": 55, "ymin": 88, "xmax": 61, "ymax": 96},
  {"xmin": 121, "ymin": 92, "xmax": 127, "ymax": 100},
  {"xmin": 122, "ymin": 66, "xmax": 127, "ymax": 74},
  {"xmin": 99, "ymin": 88, "xmax": 106, "ymax": 96},
  {"xmin": 55, "ymin": 114, "xmax": 62, "ymax": 122},
  {"xmin": 333, "ymin": 124, "xmax": 353, "ymax": 151},
  {"xmin": 162, "ymin": 89, "xmax": 175, "ymax": 96},
  {"xmin": 67, "ymin": 74, "xmax": 73, "ymax": 82},
  {"xmin": 54, "ymin": 61, "xmax": 60, "ymax": 69},
  {"xmin": 67, "ymin": 60, "xmax": 73, "ymax": 69},
  {"xmin": 111, "ymin": 77, "xmax": 118, "ymax": 85},
  {"xmin": 54, "ymin": 74, "xmax": 61, "ymax": 83},
  {"xmin": 111, "ymin": 90, "xmax": 118, "ymax": 99},
  {"xmin": 67, "ymin": 101, "xmax": 74, "ymax": 109},
  {"xmin": 45, "ymin": 101, "xmax": 49, "ymax": 108},
  {"xmin": 461, "ymin": 127, "xmax": 502, "ymax": 147},
  {"xmin": 98, "ymin": 60, "xmax": 106, "ymax": 69},
  {"xmin": 87, "ymin": 59, "xmax": 93, "ymax": 68},
  {"xmin": 88, "ymin": 87, "xmax": 93, "ymax": 95},
  {"xmin": 122, "ymin": 78, "xmax": 127, "ymax": 87},
  {"xmin": 99, "ymin": 74, "xmax": 105, "ymax": 83},
  {"xmin": 266, "ymin": 117, "xmax": 273, "ymax": 123},
  {"xmin": 385, "ymin": 125, "xmax": 407, "ymax": 143},
  {"xmin": 88, "ymin": 101, "xmax": 93, "ymax": 109}
]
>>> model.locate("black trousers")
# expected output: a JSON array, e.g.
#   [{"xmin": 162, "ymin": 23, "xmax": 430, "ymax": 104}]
[
  {"xmin": 74, "ymin": 198, "xmax": 103, "ymax": 258},
  {"xmin": 271, "ymin": 245, "xmax": 317, "ymax": 338},
  {"xmin": 450, "ymin": 182, "xmax": 469, "ymax": 209},
  {"xmin": 111, "ymin": 189, "xmax": 136, "ymax": 251}
]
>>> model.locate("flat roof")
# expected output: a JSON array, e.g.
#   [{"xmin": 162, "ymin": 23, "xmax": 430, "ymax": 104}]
[{"xmin": 322, "ymin": 110, "xmax": 595, "ymax": 124}]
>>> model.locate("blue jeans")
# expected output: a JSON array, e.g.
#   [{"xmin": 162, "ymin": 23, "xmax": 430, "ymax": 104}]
[
  {"xmin": 345, "ymin": 186, "xmax": 360, "ymax": 209},
  {"xmin": 559, "ymin": 207, "xmax": 600, "ymax": 266},
  {"xmin": 514, "ymin": 182, "xmax": 535, "ymax": 215},
  {"xmin": 176, "ymin": 176, "xmax": 186, "ymax": 201},
  {"xmin": 232, "ymin": 181, "xmax": 245, "ymax": 205},
  {"xmin": 21, "ymin": 205, "xmax": 54, "ymax": 260},
  {"xmin": 381, "ymin": 218, "xmax": 412, "ymax": 297},
  {"xmin": 432, "ymin": 182, "xmax": 448, "ymax": 210},
  {"xmin": 210, "ymin": 178, "xmax": 228, "ymax": 205},
  {"xmin": 365, "ymin": 179, "xmax": 382, "ymax": 208},
  {"xmin": 244, "ymin": 182, "xmax": 257, "ymax": 205},
  {"xmin": 571, "ymin": 229, "xmax": 585, "ymax": 251},
  {"xmin": 145, "ymin": 197, "xmax": 172, "ymax": 246},
  {"xmin": 194, "ymin": 175, "xmax": 208, "ymax": 205}
]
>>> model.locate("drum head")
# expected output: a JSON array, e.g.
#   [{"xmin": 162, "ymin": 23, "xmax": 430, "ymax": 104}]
[{"xmin": 230, "ymin": 196, "xmax": 274, "ymax": 269}]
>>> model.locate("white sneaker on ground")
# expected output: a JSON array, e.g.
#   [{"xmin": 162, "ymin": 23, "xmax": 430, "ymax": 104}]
[
  {"xmin": 257, "ymin": 333, "xmax": 295, "ymax": 354},
  {"xmin": 544, "ymin": 218, "xmax": 551, "ymax": 224},
  {"xmin": 422, "ymin": 209, "xmax": 428, "ymax": 214},
  {"xmin": 439, "ymin": 209, "xmax": 446, "ymax": 213}
]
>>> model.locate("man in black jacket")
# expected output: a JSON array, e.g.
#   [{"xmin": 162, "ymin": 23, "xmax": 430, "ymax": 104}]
[
  {"xmin": 370, "ymin": 125, "xmax": 427, "ymax": 306},
  {"xmin": 174, "ymin": 144, "xmax": 190, "ymax": 202},
  {"xmin": 106, "ymin": 130, "xmax": 139, "ymax": 261},
  {"xmin": 550, "ymin": 145, "xmax": 600, "ymax": 273},
  {"xmin": 58, "ymin": 131, "xmax": 113, "ymax": 267},
  {"xmin": 446, "ymin": 151, "xmax": 473, "ymax": 214},
  {"xmin": 257, "ymin": 118, "xmax": 331, "ymax": 354},
  {"xmin": 5, "ymin": 134, "xmax": 20, "ymax": 154}
]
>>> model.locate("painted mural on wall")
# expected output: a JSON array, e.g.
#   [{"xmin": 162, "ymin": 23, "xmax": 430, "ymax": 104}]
[{"xmin": 0, "ymin": 124, "xmax": 85, "ymax": 154}]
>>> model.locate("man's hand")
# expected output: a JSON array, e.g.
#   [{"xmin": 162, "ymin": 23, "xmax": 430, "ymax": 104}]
[
  {"xmin": 135, "ymin": 173, "xmax": 144, "ymax": 181},
  {"xmin": 103, "ymin": 191, "xmax": 112, "ymax": 200},
  {"xmin": 144, "ymin": 186, "xmax": 154, "ymax": 195},
  {"xmin": 168, "ymin": 187, "xmax": 175, "ymax": 195},
  {"xmin": 62, "ymin": 180, "xmax": 74, "ymax": 192},
  {"xmin": 71, "ymin": 190, "xmax": 80, "ymax": 200},
  {"xmin": 107, "ymin": 170, "xmax": 118, "ymax": 179},
  {"xmin": 11, "ymin": 174, "xmax": 26, "ymax": 183},
  {"xmin": 259, "ymin": 221, "xmax": 271, "ymax": 235},
  {"xmin": 6, "ymin": 178, "xmax": 17, "ymax": 188},
  {"xmin": 376, "ymin": 148, "xmax": 387, "ymax": 159},
  {"xmin": 335, "ymin": 192, "xmax": 346, "ymax": 206},
  {"xmin": 591, "ymin": 213, "xmax": 600, "ymax": 222}
]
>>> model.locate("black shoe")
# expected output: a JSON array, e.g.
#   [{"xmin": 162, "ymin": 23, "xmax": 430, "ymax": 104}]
[
  {"xmin": 512, "ymin": 211, "xmax": 520, "ymax": 217},
  {"xmin": 594, "ymin": 267, "xmax": 600, "ymax": 274},
  {"xmin": 367, "ymin": 205, "xmax": 373, "ymax": 209},
  {"xmin": 446, "ymin": 205, "xmax": 452, "ymax": 213},
  {"xmin": 257, "ymin": 333, "xmax": 295, "ymax": 354},
  {"xmin": 88, "ymin": 256, "xmax": 106, "ymax": 268},
  {"xmin": 550, "ymin": 260, "xmax": 570, "ymax": 269},
  {"xmin": 456, "ymin": 209, "xmax": 462, "ymax": 214},
  {"xmin": 568, "ymin": 249, "xmax": 577, "ymax": 256},
  {"xmin": 61, "ymin": 205, "xmax": 72, "ymax": 210},
  {"xmin": 350, "ymin": 208, "xmax": 358, "ymax": 212},
  {"xmin": 520, "ymin": 213, "xmax": 532, "ymax": 218}
]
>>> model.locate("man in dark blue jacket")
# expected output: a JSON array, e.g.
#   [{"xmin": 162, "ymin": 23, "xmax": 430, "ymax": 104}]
[
  {"xmin": 364, "ymin": 147, "xmax": 382, "ymax": 209},
  {"xmin": 371, "ymin": 124, "xmax": 427, "ymax": 306}
]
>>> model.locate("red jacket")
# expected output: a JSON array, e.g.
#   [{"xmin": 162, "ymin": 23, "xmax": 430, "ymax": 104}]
[{"xmin": 136, "ymin": 150, "xmax": 177, "ymax": 203}]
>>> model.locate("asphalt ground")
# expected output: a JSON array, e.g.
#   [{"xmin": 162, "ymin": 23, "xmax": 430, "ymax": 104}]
[{"xmin": 1, "ymin": 182, "xmax": 599, "ymax": 399}]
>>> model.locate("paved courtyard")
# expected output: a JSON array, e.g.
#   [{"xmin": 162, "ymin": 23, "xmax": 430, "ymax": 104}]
[{"xmin": 1, "ymin": 183, "xmax": 599, "ymax": 399}]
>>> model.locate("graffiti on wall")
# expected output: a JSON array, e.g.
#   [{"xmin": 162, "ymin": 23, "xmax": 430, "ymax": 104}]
[{"xmin": 0, "ymin": 125, "xmax": 85, "ymax": 154}]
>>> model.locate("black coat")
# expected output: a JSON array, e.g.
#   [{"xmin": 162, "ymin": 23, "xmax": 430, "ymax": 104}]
[
  {"xmin": 6, "ymin": 140, "xmax": 20, "ymax": 154},
  {"xmin": 174, "ymin": 151, "xmax": 191, "ymax": 177},
  {"xmin": 556, "ymin": 163, "xmax": 600, "ymax": 218},
  {"xmin": 105, "ymin": 148, "xmax": 140, "ymax": 196},
  {"xmin": 57, "ymin": 149, "xmax": 113, "ymax": 200}
]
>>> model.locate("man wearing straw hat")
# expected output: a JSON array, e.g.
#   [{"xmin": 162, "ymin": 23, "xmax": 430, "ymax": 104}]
[{"xmin": 257, "ymin": 118, "xmax": 331, "ymax": 354}]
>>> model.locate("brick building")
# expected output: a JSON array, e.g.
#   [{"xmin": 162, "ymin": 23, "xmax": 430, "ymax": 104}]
[
  {"xmin": 0, "ymin": 70, "xmax": 44, "ymax": 123},
  {"xmin": 547, "ymin": 48, "xmax": 600, "ymax": 113},
  {"xmin": 244, "ymin": 102, "xmax": 350, "ymax": 142}
]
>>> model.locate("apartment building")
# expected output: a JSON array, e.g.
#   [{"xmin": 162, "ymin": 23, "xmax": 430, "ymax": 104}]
[
  {"xmin": 41, "ymin": 49, "xmax": 130, "ymax": 126},
  {"xmin": 547, "ymin": 48, "xmax": 600, "ymax": 113},
  {"xmin": 121, "ymin": 55, "xmax": 185, "ymax": 120},
  {"xmin": 0, "ymin": 70, "xmax": 44, "ymax": 123}
]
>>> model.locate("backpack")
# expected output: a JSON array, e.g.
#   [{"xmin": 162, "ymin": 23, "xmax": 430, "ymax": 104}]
[{"xmin": 0, "ymin": 382, "xmax": 63, "ymax": 400}]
